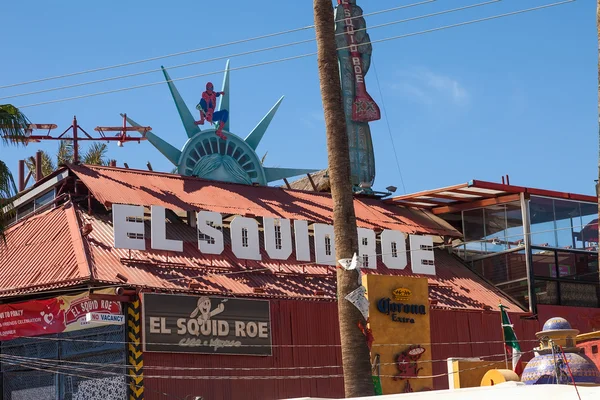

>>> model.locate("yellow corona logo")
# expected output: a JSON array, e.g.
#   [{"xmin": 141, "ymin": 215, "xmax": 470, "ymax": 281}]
[{"xmin": 392, "ymin": 287, "xmax": 412, "ymax": 301}]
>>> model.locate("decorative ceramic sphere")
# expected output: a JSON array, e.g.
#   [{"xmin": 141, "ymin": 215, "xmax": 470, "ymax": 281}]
[
  {"xmin": 522, "ymin": 317, "xmax": 600, "ymax": 385},
  {"xmin": 521, "ymin": 352, "xmax": 600, "ymax": 385},
  {"xmin": 542, "ymin": 317, "xmax": 572, "ymax": 331}
]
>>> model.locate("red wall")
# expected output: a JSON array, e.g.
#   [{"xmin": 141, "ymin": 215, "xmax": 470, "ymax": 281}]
[
  {"xmin": 144, "ymin": 301, "xmax": 539, "ymax": 399},
  {"xmin": 578, "ymin": 339, "xmax": 600, "ymax": 370},
  {"xmin": 537, "ymin": 304, "xmax": 600, "ymax": 332},
  {"xmin": 429, "ymin": 309, "xmax": 538, "ymax": 389}
]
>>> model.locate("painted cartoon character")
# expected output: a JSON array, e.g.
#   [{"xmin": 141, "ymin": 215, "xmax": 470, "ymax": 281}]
[
  {"xmin": 189, "ymin": 296, "xmax": 225, "ymax": 324},
  {"xmin": 394, "ymin": 345, "xmax": 425, "ymax": 380},
  {"xmin": 196, "ymin": 82, "xmax": 229, "ymax": 140}
]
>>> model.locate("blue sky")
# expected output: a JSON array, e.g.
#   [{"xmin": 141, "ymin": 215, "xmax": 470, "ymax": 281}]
[{"xmin": 0, "ymin": 0, "xmax": 596, "ymax": 196}]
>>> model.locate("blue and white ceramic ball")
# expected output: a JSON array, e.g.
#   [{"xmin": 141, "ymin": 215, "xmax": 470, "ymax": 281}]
[
  {"xmin": 542, "ymin": 317, "xmax": 572, "ymax": 331},
  {"xmin": 521, "ymin": 352, "xmax": 600, "ymax": 385}
]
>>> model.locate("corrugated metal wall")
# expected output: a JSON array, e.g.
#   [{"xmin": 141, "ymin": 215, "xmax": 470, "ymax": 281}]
[
  {"xmin": 429, "ymin": 309, "xmax": 539, "ymax": 390},
  {"xmin": 144, "ymin": 300, "xmax": 344, "ymax": 400},
  {"xmin": 144, "ymin": 301, "xmax": 540, "ymax": 399}
]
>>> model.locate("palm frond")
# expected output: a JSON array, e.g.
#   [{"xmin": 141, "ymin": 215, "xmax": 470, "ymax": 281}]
[
  {"xmin": 0, "ymin": 104, "xmax": 30, "ymax": 145},
  {"xmin": 57, "ymin": 141, "xmax": 74, "ymax": 165},
  {"xmin": 0, "ymin": 160, "xmax": 17, "ymax": 243},
  {"xmin": 24, "ymin": 151, "xmax": 56, "ymax": 179},
  {"xmin": 261, "ymin": 151, "xmax": 268, "ymax": 165},
  {"xmin": 83, "ymin": 143, "xmax": 109, "ymax": 166},
  {"xmin": 0, "ymin": 160, "xmax": 16, "ymax": 200}
]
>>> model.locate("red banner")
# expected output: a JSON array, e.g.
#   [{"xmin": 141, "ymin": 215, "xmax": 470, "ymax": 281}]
[{"xmin": 0, "ymin": 290, "xmax": 122, "ymax": 341}]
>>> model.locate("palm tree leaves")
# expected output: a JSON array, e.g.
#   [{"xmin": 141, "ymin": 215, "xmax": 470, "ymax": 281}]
[
  {"xmin": 24, "ymin": 141, "xmax": 109, "ymax": 180},
  {"xmin": 82, "ymin": 142, "xmax": 109, "ymax": 166},
  {"xmin": 25, "ymin": 151, "xmax": 56, "ymax": 179},
  {"xmin": 0, "ymin": 104, "xmax": 28, "ymax": 242},
  {"xmin": 0, "ymin": 104, "xmax": 30, "ymax": 144},
  {"xmin": 57, "ymin": 141, "xmax": 74, "ymax": 166},
  {"xmin": 0, "ymin": 160, "xmax": 17, "ymax": 243}
]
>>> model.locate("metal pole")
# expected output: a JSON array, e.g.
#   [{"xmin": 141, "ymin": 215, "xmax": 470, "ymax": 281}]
[
  {"xmin": 73, "ymin": 115, "xmax": 79, "ymax": 164},
  {"xmin": 18, "ymin": 160, "xmax": 25, "ymax": 192},
  {"xmin": 499, "ymin": 303, "xmax": 509, "ymax": 370},
  {"xmin": 520, "ymin": 193, "xmax": 536, "ymax": 313},
  {"xmin": 35, "ymin": 151, "xmax": 42, "ymax": 182}
]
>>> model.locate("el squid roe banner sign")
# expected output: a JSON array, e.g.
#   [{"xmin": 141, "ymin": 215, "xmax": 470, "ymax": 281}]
[
  {"xmin": 0, "ymin": 289, "xmax": 122, "ymax": 340},
  {"xmin": 142, "ymin": 293, "xmax": 272, "ymax": 356}
]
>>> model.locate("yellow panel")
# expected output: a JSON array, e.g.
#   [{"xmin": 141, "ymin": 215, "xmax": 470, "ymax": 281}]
[
  {"xmin": 364, "ymin": 275, "xmax": 432, "ymax": 394},
  {"xmin": 448, "ymin": 360, "xmax": 506, "ymax": 388}
]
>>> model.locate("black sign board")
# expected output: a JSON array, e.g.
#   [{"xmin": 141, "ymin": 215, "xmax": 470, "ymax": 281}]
[{"xmin": 142, "ymin": 293, "xmax": 272, "ymax": 356}]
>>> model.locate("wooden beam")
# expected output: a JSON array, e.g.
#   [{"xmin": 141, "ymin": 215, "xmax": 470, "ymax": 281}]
[
  {"xmin": 420, "ymin": 193, "xmax": 470, "ymax": 201},
  {"xmin": 306, "ymin": 173, "xmax": 318, "ymax": 191},
  {"xmin": 432, "ymin": 194, "xmax": 523, "ymax": 215},
  {"xmin": 408, "ymin": 197, "xmax": 454, "ymax": 206},
  {"xmin": 394, "ymin": 201, "xmax": 435, "ymax": 209},
  {"xmin": 282, "ymin": 178, "xmax": 292, "ymax": 190},
  {"xmin": 451, "ymin": 188, "xmax": 498, "ymax": 199},
  {"xmin": 386, "ymin": 182, "xmax": 469, "ymax": 203}
]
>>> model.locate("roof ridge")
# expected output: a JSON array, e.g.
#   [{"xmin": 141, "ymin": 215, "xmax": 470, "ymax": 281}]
[
  {"xmin": 65, "ymin": 202, "xmax": 94, "ymax": 281},
  {"xmin": 69, "ymin": 164, "xmax": 339, "ymax": 198}
]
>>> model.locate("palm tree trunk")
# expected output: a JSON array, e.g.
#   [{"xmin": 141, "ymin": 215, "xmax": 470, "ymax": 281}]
[{"xmin": 313, "ymin": 0, "xmax": 374, "ymax": 397}]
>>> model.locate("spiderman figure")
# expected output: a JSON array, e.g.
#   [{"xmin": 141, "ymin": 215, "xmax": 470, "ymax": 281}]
[{"xmin": 196, "ymin": 82, "xmax": 229, "ymax": 140}]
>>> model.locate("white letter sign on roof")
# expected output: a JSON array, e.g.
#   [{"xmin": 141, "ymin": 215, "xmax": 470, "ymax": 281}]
[
  {"xmin": 110, "ymin": 204, "xmax": 437, "ymax": 275},
  {"xmin": 263, "ymin": 217, "xmax": 292, "ymax": 260},
  {"xmin": 151, "ymin": 206, "xmax": 183, "ymax": 252},
  {"xmin": 380, "ymin": 230, "xmax": 408, "ymax": 270},
  {"xmin": 410, "ymin": 235, "xmax": 436, "ymax": 275},
  {"xmin": 197, "ymin": 211, "xmax": 224, "ymax": 255},
  {"xmin": 113, "ymin": 204, "xmax": 145, "ymax": 251},
  {"xmin": 230, "ymin": 216, "xmax": 261, "ymax": 261}
]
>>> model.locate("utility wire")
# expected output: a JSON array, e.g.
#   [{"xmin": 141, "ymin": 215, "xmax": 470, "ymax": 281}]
[
  {"xmin": 0, "ymin": 0, "xmax": 436, "ymax": 90},
  {"xmin": 17, "ymin": 0, "xmax": 576, "ymax": 109},
  {"xmin": 0, "ymin": 353, "xmax": 528, "ymax": 381},
  {"xmin": 372, "ymin": 57, "xmax": 407, "ymax": 194},
  {"xmin": 0, "ymin": 351, "xmax": 513, "ymax": 371},
  {"xmin": 1, "ymin": 0, "xmax": 500, "ymax": 101},
  {"xmin": 6, "ymin": 332, "xmax": 540, "ymax": 347}
]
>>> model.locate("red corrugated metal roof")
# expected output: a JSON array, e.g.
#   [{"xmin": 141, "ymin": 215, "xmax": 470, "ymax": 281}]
[
  {"xmin": 0, "ymin": 166, "xmax": 522, "ymax": 311},
  {"xmin": 69, "ymin": 164, "xmax": 459, "ymax": 237},
  {"xmin": 0, "ymin": 203, "xmax": 90, "ymax": 297}
]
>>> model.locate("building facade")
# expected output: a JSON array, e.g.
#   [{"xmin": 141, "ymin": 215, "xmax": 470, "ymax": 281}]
[{"xmin": 0, "ymin": 165, "xmax": 556, "ymax": 399}]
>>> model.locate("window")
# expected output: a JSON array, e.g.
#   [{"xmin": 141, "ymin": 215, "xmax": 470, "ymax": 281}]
[
  {"xmin": 17, "ymin": 201, "xmax": 34, "ymax": 219},
  {"xmin": 362, "ymin": 237, "xmax": 368, "ymax": 246},
  {"xmin": 325, "ymin": 235, "xmax": 332, "ymax": 256},
  {"xmin": 274, "ymin": 220, "xmax": 282, "ymax": 250},
  {"xmin": 363, "ymin": 254, "xmax": 369, "ymax": 268},
  {"xmin": 242, "ymin": 227, "xmax": 249, "ymax": 247},
  {"xmin": 391, "ymin": 242, "xmax": 398, "ymax": 258},
  {"xmin": 34, "ymin": 190, "xmax": 55, "ymax": 209},
  {"xmin": 127, "ymin": 233, "xmax": 144, "ymax": 240},
  {"xmin": 126, "ymin": 216, "xmax": 144, "ymax": 223},
  {"xmin": 593, "ymin": 345, "xmax": 598, "ymax": 354}
]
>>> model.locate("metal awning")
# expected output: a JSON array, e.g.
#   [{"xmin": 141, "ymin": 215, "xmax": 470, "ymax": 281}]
[{"xmin": 386, "ymin": 180, "xmax": 597, "ymax": 215}]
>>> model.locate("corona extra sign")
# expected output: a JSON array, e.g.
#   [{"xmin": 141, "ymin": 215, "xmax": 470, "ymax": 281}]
[
  {"xmin": 364, "ymin": 275, "xmax": 433, "ymax": 393},
  {"xmin": 112, "ymin": 204, "xmax": 436, "ymax": 275}
]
